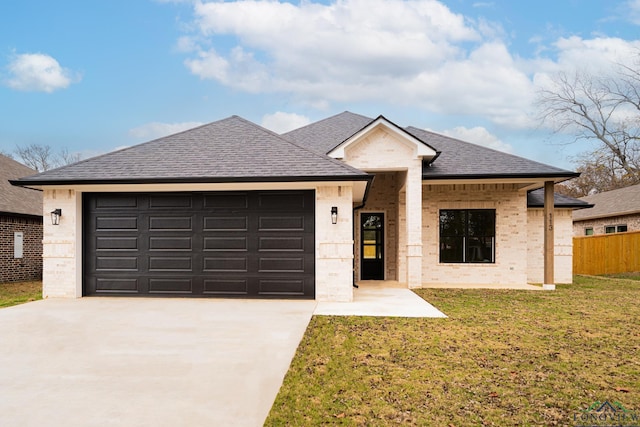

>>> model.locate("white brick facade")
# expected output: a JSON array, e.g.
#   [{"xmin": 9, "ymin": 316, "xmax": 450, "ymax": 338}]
[{"xmin": 422, "ymin": 184, "xmax": 529, "ymax": 286}]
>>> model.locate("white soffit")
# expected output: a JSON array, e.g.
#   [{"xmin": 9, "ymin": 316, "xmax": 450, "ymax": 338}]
[{"xmin": 328, "ymin": 117, "xmax": 438, "ymax": 160}]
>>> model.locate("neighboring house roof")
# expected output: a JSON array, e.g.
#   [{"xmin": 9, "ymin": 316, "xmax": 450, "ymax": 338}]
[
  {"xmin": 572, "ymin": 184, "xmax": 640, "ymax": 221},
  {"xmin": 12, "ymin": 116, "xmax": 371, "ymax": 186},
  {"xmin": 284, "ymin": 111, "xmax": 577, "ymax": 181},
  {"xmin": 0, "ymin": 154, "xmax": 42, "ymax": 217},
  {"xmin": 527, "ymin": 188, "xmax": 593, "ymax": 209}
]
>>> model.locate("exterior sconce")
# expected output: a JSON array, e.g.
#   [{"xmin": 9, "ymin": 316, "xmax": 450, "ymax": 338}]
[
  {"xmin": 331, "ymin": 206, "xmax": 338, "ymax": 224},
  {"xmin": 51, "ymin": 209, "xmax": 62, "ymax": 225}
]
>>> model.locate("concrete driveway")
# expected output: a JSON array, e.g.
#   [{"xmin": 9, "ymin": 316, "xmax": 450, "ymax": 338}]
[{"xmin": 0, "ymin": 298, "xmax": 316, "ymax": 427}]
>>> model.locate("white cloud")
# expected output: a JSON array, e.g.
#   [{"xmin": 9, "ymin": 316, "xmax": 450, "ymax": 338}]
[
  {"xmin": 5, "ymin": 53, "xmax": 79, "ymax": 93},
  {"xmin": 261, "ymin": 112, "xmax": 311, "ymax": 133},
  {"xmin": 440, "ymin": 126, "xmax": 513, "ymax": 153},
  {"xmin": 625, "ymin": 0, "xmax": 640, "ymax": 25},
  {"xmin": 128, "ymin": 121, "xmax": 205, "ymax": 140},
  {"xmin": 174, "ymin": 0, "xmax": 640, "ymax": 129}
]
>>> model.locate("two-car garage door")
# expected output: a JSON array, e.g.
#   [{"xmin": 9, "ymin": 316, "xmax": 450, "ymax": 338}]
[{"xmin": 83, "ymin": 191, "xmax": 315, "ymax": 298}]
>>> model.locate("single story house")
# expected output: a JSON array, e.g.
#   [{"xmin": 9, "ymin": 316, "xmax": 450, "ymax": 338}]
[
  {"xmin": 12, "ymin": 112, "xmax": 589, "ymax": 301},
  {"xmin": 1, "ymin": 154, "xmax": 43, "ymax": 283},
  {"xmin": 573, "ymin": 184, "xmax": 640, "ymax": 236}
]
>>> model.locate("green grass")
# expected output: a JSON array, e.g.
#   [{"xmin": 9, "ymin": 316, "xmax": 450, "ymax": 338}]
[
  {"xmin": 603, "ymin": 271, "xmax": 640, "ymax": 281},
  {"xmin": 0, "ymin": 281, "xmax": 42, "ymax": 308},
  {"xmin": 266, "ymin": 276, "xmax": 640, "ymax": 426}
]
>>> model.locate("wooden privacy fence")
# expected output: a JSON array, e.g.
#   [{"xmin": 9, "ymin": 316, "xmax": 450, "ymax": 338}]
[{"xmin": 573, "ymin": 230, "xmax": 640, "ymax": 275}]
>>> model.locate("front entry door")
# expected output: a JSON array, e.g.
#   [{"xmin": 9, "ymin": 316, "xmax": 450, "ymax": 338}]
[{"xmin": 361, "ymin": 213, "xmax": 384, "ymax": 280}]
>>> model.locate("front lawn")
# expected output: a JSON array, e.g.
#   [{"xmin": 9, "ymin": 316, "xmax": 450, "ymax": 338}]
[
  {"xmin": 266, "ymin": 276, "xmax": 640, "ymax": 426},
  {"xmin": 0, "ymin": 281, "xmax": 42, "ymax": 308}
]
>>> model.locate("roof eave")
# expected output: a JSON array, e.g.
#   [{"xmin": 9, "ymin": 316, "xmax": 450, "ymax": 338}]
[
  {"xmin": 10, "ymin": 174, "xmax": 373, "ymax": 188},
  {"xmin": 422, "ymin": 172, "xmax": 579, "ymax": 181}
]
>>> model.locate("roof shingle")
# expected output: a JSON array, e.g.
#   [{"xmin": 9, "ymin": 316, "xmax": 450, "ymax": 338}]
[
  {"xmin": 14, "ymin": 116, "xmax": 369, "ymax": 186},
  {"xmin": 572, "ymin": 184, "xmax": 640, "ymax": 221}
]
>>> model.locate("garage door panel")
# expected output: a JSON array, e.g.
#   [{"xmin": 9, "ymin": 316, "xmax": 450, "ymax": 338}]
[
  {"xmin": 96, "ymin": 237, "xmax": 138, "ymax": 250},
  {"xmin": 259, "ymin": 257, "xmax": 305, "ymax": 273},
  {"xmin": 96, "ymin": 216, "xmax": 138, "ymax": 231},
  {"xmin": 203, "ymin": 257, "xmax": 248, "ymax": 272},
  {"xmin": 95, "ymin": 195, "xmax": 138, "ymax": 208},
  {"xmin": 148, "ymin": 278, "xmax": 193, "ymax": 294},
  {"xmin": 204, "ymin": 236, "xmax": 248, "ymax": 251},
  {"xmin": 259, "ymin": 236, "xmax": 304, "ymax": 251},
  {"xmin": 85, "ymin": 191, "xmax": 314, "ymax": 298},
  {"xmin": 95, "ymin": 278, "xmax": 139, "ymax": 293},
  {"xmin": 203, "ymin": 279, "xmax": 248, "ymax": 295},
  {"xmin": 96, "ymin": 256, "xmax": 138, "ymax": 271},
  {"xmin": 204, "ymin": 216, "xmax": 248, "ymax": 231},
  {"xmin": 149, "ymin": 256, "xmax": 192, "ymax": 272},
  {"xmin": 149, "ymin": 195, "xmax": 193, "ymax": 209},
  {"xmin": 258, "ymin": 279, "xmax": 305, "ymax": 296},
  {"xmin": 258, "ymin": 216, "xmax": 304, "ymax": 231},
  {"xmin": 149, "ymin": 236, "xmax": 193, "ymax": 251},
  {"xmin": 258, "ymin": 193, "xmax": 307, "ymax": 210},
  {"xmin": 149, "ymin": 216, "xmax": 192, "ymax": 231},
  {"xmin": 204, "ymin": 194, "xmax": 248, "ymax": 209}
]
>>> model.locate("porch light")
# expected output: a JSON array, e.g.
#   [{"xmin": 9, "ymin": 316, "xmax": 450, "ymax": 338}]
[
  {"xmin": 50, "ymin": 209, "xmax": 62, "ymax": 226},
  {"xmin": 331, "ymin": 206, "xmax": 338, "ymax": 224}
]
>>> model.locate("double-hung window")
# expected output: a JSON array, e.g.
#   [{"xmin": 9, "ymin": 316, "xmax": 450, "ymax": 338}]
[{"xmin": 439, "ymin": 209, "xmax": 495, "ymax": 263}]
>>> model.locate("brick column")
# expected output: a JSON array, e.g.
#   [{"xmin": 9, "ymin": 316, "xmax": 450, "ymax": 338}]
[{"xmin": 543, "ymin": 181, "xmax": 555, "ymax": 290}]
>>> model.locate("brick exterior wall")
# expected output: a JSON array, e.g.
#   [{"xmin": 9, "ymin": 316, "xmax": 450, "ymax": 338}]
[
  {"xmin": 0, "ymin": 214, "xmax": 43, "ymax": 283},
  {"xmin": 422, "ymin": 184, "xmax": 529, "ymax": 286},
  {"xmin": 573, "ymin": 213, "xmax": 640, "ymax": 236}
]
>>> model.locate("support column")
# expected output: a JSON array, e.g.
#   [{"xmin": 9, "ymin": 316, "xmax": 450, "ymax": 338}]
[
  {"xmin": 543, "ymin": 181, "xmax": 555, "ymax": 290},
  {"xmin": 405, "ymin": 164, "xmax": 423, "ymax": 289}
]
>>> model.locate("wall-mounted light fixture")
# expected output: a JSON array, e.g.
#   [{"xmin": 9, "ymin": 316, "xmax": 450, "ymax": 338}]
[
  {"xmin": 331, "ymin": 206, "xmax": 338, "ymax": 224},
  {"xmin": 51, "ymin": 209, "xmax": 62, "ymax": 226}
]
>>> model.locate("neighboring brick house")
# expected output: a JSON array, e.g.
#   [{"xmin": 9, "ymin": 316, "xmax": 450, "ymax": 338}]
[
  {"xmin": 0, "ymin": 155, "xmax": 43, "ymax": 282},
  {"xmin": 13, "ymin": 112, "xmax": 585, "ymax": 300},
  {"xmin": 573, "ymin": 184, "xmax": 640, "ymax": 236}
]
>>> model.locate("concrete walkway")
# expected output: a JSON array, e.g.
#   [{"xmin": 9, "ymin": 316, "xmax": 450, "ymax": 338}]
[
  {"xmin": 0, "ymin": 298, "xmax": 315, "ymax": 427},
  {"xmin": 314, "ymin": 283, "xmax": 447, "ymax": 317}
]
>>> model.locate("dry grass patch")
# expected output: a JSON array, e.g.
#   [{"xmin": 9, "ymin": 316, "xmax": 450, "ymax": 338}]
[
  {"xmin": 266, "ymin": 276, "xmax": 640, "ymax": 426},
  {"xmin": 0, "ymin": 281, "xmax": 42, "ymax": 308}
]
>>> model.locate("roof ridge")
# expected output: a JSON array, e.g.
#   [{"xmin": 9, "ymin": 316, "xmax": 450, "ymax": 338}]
[
  {"xmin": 580, "ymin": 183, "xmax": 640, "ymax": 200},
  {"xmin": 283, "ymin": 111, "xmax": 373, "ymax": 135}
]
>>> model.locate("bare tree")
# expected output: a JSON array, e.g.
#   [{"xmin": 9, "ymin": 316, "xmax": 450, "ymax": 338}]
[
  {"xmin": 537, "ymin": 59, "xmax": 640, "ymax": 193},
  {"xmin": 556, "ymin": 150, "xmax": 640, "ymax": 198},
  {"xmin": 13, "ymin": 143, "xmax": 81, "ymax": 172}
]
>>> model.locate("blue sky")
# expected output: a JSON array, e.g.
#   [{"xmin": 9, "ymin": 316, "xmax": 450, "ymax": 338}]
[{"xmin": 1, "ymin": 0, "xmax": 639, "ymax": 170}]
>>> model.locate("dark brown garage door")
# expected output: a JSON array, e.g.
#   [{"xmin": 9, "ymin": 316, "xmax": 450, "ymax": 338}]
[{"xmin": 84, "ymin": 191, "xmax": 315, "ymax": 298}]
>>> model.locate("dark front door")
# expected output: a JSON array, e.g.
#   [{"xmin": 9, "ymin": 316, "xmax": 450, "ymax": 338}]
[
  {"xmin": 83, "ymin": 191, "xmax": 315, "ymax": 298},
  {"xmin": 361, "ymin": 213, "xmax": 384, "ymax": 280}
]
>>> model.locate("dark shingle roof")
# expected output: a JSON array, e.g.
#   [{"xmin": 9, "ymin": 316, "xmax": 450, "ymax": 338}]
[
  {"xmin": 527, "ymin": 188, "xmax": 593, "ymax": 209},
  {"xmin": 13, "ymin": 116, "xmax": 370, "ymax": 186},
  {"xmin": 572, "ymin": 184, "xmax": 640, "ymax": 221},
  {"xmin": 407, "ymin": 127, "xmax": 578, "ymax": 180},
  {"xmin": 0, "ymin": 154, "xmax": 42, "ymax": 217},
  {"xmin": 284, "ymin": 111, "xmax": 577, "ymax": 180},
  {"xmin": 283, "ymin": 111, "xmax": 373, "ymax": 154}
]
